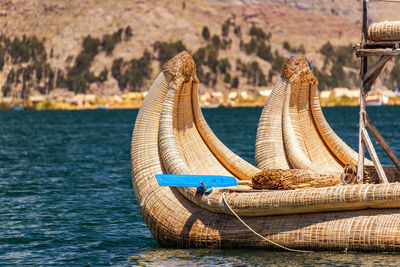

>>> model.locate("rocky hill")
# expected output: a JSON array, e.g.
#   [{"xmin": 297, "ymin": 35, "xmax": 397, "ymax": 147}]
[{"xmin": 0, "ymin": 0, "xmax": 399, "ymax": 100}]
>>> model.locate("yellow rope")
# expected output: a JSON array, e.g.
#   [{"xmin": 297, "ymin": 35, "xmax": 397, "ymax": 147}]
[{"xmin": 221, "ymin": 193, "xmax": 312, "ymax": 253}]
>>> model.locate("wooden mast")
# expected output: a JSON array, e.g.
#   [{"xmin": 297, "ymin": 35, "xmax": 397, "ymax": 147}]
[
  {"xmin": 356, "ymin": 0, "xmax": 368, "ymax": 183},
  {"xmin": 354, "ymin": 0, "xmax": 400, "ymax": 183}
]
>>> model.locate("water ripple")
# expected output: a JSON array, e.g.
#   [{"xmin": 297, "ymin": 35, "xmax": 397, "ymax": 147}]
[{"xmin": 1, "ymin": 107, "xmax": 400, "ymax": 265}]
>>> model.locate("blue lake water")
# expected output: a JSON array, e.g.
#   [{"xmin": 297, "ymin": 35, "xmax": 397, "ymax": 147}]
[{"xmin": 1, "ymin": 106, "xmax": 400, "ymax": 266}]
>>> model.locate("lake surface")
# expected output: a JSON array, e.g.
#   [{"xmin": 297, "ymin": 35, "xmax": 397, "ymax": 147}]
[{"xmin": 1, "ymin": 106, "xmax": 400, "ymax": 266}]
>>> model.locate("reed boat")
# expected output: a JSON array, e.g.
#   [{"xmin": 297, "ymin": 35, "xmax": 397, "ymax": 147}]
[{"xmin": 130, "ymin": 50, "xmax": 400, "ymax": 251}]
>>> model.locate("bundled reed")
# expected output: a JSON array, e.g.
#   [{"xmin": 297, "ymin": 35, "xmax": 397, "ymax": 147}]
[
  {"xmin": 251, "ymin": 169, "xmax": 341, "ymax": 190},
  {"xmin": 256, "ymin": 56, "xmax": 373, "ymax": 173},
  {"xmin": 368, "ymin": 21, "xmax": 400, "ymax": 41},
  {"xmin": 252, "ymin": 165, "xmax": 400, "ymax": 190}
]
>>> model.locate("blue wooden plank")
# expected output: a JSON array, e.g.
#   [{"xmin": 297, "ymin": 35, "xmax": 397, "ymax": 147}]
[{"xmin": 155, "ymin": 174, "xmax": 238, "ymax": 187}]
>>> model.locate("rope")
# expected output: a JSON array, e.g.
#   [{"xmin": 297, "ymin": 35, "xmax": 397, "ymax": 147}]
[
  {"xmin": 341, "ymin": 164, "xmax": 358, "ymax": 184},
  {"xmin": 221, "ymin": 193, "xmax": 312, "ymax": 253}
]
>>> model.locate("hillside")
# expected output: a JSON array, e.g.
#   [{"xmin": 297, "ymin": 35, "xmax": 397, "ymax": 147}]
[{"xmin": 0, "ymin": 0, "xmax": 399, "ymax": 103}]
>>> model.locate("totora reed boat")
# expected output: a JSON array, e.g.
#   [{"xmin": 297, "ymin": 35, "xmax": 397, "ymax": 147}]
[
  {"xmin": 130, "ymin": 51, "xmax": 400, "ymax": 252},
  {"xmin": 131, "ymin": 0, "xmax": 400, "ymax": 251}
]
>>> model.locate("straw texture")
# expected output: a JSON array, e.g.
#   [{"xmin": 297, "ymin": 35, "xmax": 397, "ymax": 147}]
[
  {"xmin": 132, "ymin": 52, "xmax": 400, "ymax": 251},
  {"xmin": 155, "ymin": 59, "xmax": 400, "ymax": 217},
  {"xmin": 251, "ymin": 166, "xmax": 400, "ymax": 190},
  {"xmin": 288, "ymin": 80, "xmax": 343, "ymax": 172},
  {"xmin": 252, "ymin": 169, "xmax": 342, "ymax": 190},
  {"xmin": 192, "ymin": 78, "xmax": 260, "ymax": 179},
  {"xmin": 256, "ymin": 56, "xmax": 373, "ymax": 171},
  {"xmin": 368, "ymin": 21, "xmax": 400, "ymax": 42},
  {"xmin": 255, "ymin": 77, "xmax": 291, "ymax": 169},
  {"xmin": 310, "ymin": 79, "xmax": 373, "ymax": 166}
]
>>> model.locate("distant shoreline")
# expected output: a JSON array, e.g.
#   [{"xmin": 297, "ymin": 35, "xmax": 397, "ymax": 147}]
[
  {"xmin": 2, "ymin": 90, "xmax": 400, "ymax": 110},
  {"xmin": 2, "ymin": 100, "xmax": 400, "ymax": 111}
]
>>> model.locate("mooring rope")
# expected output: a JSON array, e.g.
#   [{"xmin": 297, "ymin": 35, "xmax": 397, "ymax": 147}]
[{"xmin": 221, "ymin": 193, "xmax": 312, "ymax": 253}]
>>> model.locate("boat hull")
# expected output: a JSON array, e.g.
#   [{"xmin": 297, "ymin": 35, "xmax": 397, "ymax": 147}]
[{"xmin": 131, "ymin": 52, "xmax": 400, "ymax": 251}]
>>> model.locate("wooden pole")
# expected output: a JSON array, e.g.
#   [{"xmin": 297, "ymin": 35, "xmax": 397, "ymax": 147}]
[
  {"xmin": 355, "ymin": 0, "xmax": 398, "ymax": 183},
  {"xmin": 363, "ymin": 55, "xmax": 393, "ymax": 92},
  {"xmin": 361, "ymin": 128, "xmax": 389, "ymax": 183},
  {"xmin": 357, "ymin": 49, "xmax": 400, "ymax": 57},
  {"xmin": 357, "ymin": 0, "xmax": 369, "ymax": 183},
  {"xmin": 362, "ymin": 0, "xmax": 368, "ymax": 43},
  {"xmin": 356, "ymin": 88, "xmax": 367, "ymax": 183},
  {"xmin": 365, "ymin": 115, "xmax": 400, "ymax": 171}
]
